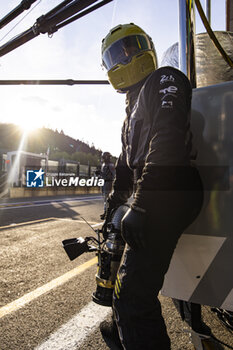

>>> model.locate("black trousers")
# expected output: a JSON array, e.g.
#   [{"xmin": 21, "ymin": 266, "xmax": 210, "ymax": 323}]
[{"xmin": 113, "ymin": 189, "xmax": 203, "ymax": 350}]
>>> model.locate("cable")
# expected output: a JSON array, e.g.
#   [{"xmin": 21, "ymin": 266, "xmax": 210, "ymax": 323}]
[
  {"xmin": 195, "ymin": 0, "xmax": 233, "ymax": 68},
  {"xmin": 0, "ymin": 0, "xmax": 38, "ymax": 30},
  {"xmin": 0, "ymin": 0, "xmax": 42, "ymax": 43},
  {"xmin": 110, "ymin": 0, "xmax": 117, "ymax": 27},
  {"xmin": 210, "ymin": 334, "xmax": 233, "ymax": 349},
  {"xmin": 211, "ymin": 308, "xmax": 233, "ymax": 333},
  {"xmin": 202, "ymin": 306, "xmax": 233, "ymax": 349}
]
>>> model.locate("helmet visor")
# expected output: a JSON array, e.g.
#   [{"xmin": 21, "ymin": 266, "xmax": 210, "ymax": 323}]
[{"xmin": 102, "ymin": 35, "xmax": 152, "ymax": 70}]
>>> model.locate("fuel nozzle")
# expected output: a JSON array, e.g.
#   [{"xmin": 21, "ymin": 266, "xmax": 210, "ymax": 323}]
[{"xmin": 62, "ymin": 237, "xmax": 97, "ymax": 261}]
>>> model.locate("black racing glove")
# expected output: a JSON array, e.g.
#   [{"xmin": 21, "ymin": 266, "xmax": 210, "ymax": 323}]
[
  {"xmin": 102, "ymin": 192, "xmax": 128, "ymax": 239},
  {"xmin": 103, "ymin": 199, "xmax": 116, "ymax": 224},
  {"xmin": 121, "ymin": 208, "xmax": 147, "ymax": 250}
]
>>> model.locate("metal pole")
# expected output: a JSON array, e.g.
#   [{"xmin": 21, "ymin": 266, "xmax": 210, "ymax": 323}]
[
  {"xmin": 177, "ymin": 0, "xmax": 202, "ymax": 334},
  {"xmin": 178, "ymin": 0, "xmax": 187, "ymax": 75},
  {"xmin": 0, "ymin": 79, "xmax": 109, "ymax": 85},
  {"xmin": 206, "ymin": 0, "xmax": 211, "ymax": 26},
  {"xmin": 226, "ymin": 0, "xmax": 233, "ymax": 31},
  {"xmin": 178, "ymin": 0, "xmax": 196, "ymax": 87}
]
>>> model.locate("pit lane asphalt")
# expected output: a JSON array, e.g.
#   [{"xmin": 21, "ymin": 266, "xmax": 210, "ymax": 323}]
[{"xmin": 0, "ymin": 194, "xmax": 232, "ymax": 350}]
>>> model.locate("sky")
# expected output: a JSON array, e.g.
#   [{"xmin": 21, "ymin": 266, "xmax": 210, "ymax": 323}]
[{"xmin": 0, "ymin": 0, "xmax": 226, "ymax": 156}]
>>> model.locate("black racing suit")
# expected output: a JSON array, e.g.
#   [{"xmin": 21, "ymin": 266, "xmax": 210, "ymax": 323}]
[
  {"xmin": 101, "ymin": 161, "xmax": 115, "ymax": 213},
  {"xmin": 109, "ymin": 66, "xmax": 203, "ymax": 350}
]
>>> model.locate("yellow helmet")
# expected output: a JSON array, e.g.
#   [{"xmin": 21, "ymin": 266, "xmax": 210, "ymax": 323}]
[{"xmin": 101, "ymin": 23, "xmax": 158, "ymax": 92}]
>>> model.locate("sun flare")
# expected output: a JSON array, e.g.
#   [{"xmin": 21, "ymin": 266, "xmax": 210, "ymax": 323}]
[{"xmin": 18, "ymin": 119, "xmax": 39, "ymax": 134}]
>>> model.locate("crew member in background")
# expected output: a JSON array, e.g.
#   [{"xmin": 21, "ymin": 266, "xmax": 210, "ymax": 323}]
[
  {"xmin": 100, "ymin": 151, "xmax": 116, "ymax": 220},
  {"xmin": 100, "ymin": 23, "xmax": 203, "ymax": 349}
]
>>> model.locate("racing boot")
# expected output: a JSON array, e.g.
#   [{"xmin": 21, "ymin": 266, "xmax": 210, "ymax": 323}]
[{"xmin": 100, "ymin": 319, "xmax": 123, "ymax": 350}]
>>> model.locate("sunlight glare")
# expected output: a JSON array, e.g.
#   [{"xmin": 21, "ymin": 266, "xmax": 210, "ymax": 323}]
[
  {"xmin": 19, "ymin": 121, "xmax": 39, "ymax": 134},
  {"xmin": 7, "ymin": 131, "xmax": 28, "ymax": 185}
]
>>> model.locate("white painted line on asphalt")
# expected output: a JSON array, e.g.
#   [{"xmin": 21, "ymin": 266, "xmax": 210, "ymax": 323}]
[
  {"xmin": 0, "ymin": 196, "xmax": 102, "ymax": 210},
  {"xmin": 35, "ymin": 301, "xmax": 111, "ymax": 350},
  {"xmin": 0, "ymin": 257, "xmax": 97, "ymax": 319},
  {"xmin": 57, "ymin": 220, "xmax": 103, "ymax": 227},
  {"xmin": 54, "ymin": 218, "xmax": 101, "ymax": 226},
  {"xmin": 0, "ymin": 218, "xmax": 102, "ymax": 230},
  {"xmin": 0, "ymin": 217, "xmax": 57, "ymax": 229},
  {"xmin": 0, "ymin": 195, "xmax": 102, "ymax": 207},
  {"xmin": 91, "ymin": 222, "xmax": 103, "ymax": 227}
]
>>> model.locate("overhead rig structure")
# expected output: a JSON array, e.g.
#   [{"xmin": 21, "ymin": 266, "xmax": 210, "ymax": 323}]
[
  {"xmin": 0, "ymin": 79, "xmax": 109, "ymax": 85},
  {"xmin": 0, "ymin": 0, "xmax": 38, "ymax": 30},
  {"xmin": 0, "ymin": 0, "xmax": 113, "ymax": 85},
  {"xmin": 0, "ymin": 0, "xmax": 232, "ymax": 86},
  {"xmin": 0, "ymin": 0, "xmax": 113, "ymax": 57}
]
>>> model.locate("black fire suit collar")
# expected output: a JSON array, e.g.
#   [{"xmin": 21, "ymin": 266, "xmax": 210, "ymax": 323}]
[{"xmin": 125, "ymin": 74, "xmax": 152, "ymax": 115}]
